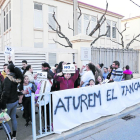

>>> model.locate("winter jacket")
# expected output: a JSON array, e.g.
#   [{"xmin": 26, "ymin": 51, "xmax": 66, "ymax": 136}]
[
  {"xmin": 123, "ymin": 70, "xmax": 133, "ymax": 80},
  {"xmin": 25, "ymin": 71, "xmax": 34, "ymax": 83},
  {"xmin": 54, "ymin": 70, "xmax": 79, "ymax": 90},
  {"xmin": 1, "ymin": 73, "xmax": 21, "ymax": 109}
]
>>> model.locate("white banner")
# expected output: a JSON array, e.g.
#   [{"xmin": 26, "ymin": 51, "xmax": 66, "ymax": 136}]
[
  {"xmin": 53, "ymin": 78, "xmax": 140, "ymax": 134},
  {"xmin": 4, "ymin": 46, "xmax": 14, "ymax": 55}
]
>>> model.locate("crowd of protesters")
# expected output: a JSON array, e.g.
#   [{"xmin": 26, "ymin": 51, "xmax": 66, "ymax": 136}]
[{"xmin": 0, "ymin": 55, "xmax": 133, "ymax": 140}]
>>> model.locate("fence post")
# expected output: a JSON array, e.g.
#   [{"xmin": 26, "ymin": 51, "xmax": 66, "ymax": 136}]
[{"xmin": 31, "ymin": 93, "xmax": 36, "ymax": 140}]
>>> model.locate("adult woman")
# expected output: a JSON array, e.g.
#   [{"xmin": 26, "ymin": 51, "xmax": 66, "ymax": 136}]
[
  {"xmin": 24, "ymin": 65, "xmax": 34, "ymax": 83},
  {"xmin": 107, "ymin": 65, "xmax": 113, "ymax": 80},
  {"xmin": 123, "ymin": 65, "xmax": 133, "ymax": 80},
  {"xmin": 1, "ymin": 64, "xmax": 22, "ymax": 140},
  {"xmin": 80, "ymin": 63, "xmax": 95, "ymax": 87},
  {"xmin": 95, "ymin": 63, "xmax": 103, "ymax": 84}
]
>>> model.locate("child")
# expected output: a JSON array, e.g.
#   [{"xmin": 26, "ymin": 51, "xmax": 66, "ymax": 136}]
[
  {"xmin": 89, "ymin": 79, "xmax": 95, "ymax": 86},
  {"xmin": 54, "ymin": 65, "xmax": 79, "ymax": 90},
  {"xmin": 22, "ymin": 75, "xmax": 36, "ymax": 127},
  {"xmin": 96, "ymin": 76, "xmax": 102, "ymax": 85}
]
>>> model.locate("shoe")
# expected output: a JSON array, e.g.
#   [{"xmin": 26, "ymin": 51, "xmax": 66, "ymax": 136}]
[
  {"xmin": 25, "ymin": 122, "xmax": 29, "ymax": 127},
  {"xmin": 12, "ymin": 137, "xmax": 17, "ymax": 140}
]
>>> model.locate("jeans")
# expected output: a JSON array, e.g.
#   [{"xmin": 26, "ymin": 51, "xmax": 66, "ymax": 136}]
[{"xmin": 7, "ymin": 100, "xmax": 18, "ymax": 131}]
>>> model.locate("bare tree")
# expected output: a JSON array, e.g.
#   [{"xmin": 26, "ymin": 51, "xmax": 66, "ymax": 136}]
[
  {"xmin": 48, "ymin": 12, "xmax": 72, "ymax": 48},
  {"xmin": 110, "ymin": 22, "xmax": 140, "ymax": 49},
  {"xmin": 110, "ymin": 23, "xmax": 127, "ymax": 49},
  {"xmin": 89, "ymin": 1, "xmax": 108, "ymax": 36}
]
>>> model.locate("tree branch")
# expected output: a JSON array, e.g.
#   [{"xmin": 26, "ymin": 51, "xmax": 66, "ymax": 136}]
[
  {"xmin": 89, "ymin": 1, "xmax": 108, "ymax": 36},
  {"xmin": 78, "ymin": 4, "xmax": 82, "ymax": 20},
  {"xmin": 48, "ymin": 12, "xmax": 72, "ymax": 48},
  {"xmin": 86, "ymin": 21, "xmax": 91, "ymax": 35},
  {"xmin": 91, "ymin": 27, "xmax": 109, "ymax": 46},
  {"xmin": 68, "ymin": 22, "xmax": 74, "ymax": 31},
  {"xmin": 126, "ymin": 34, "xmax": 140, "ymax": 49},
  {"xmin": 130, "ymin": 0, "xmax": 140, "ymax": 8}
]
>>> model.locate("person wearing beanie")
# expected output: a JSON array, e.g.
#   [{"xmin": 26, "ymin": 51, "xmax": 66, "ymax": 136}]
[{"xmin": 123, "ymin": 65, "xmax": 133, "ymax": 80}]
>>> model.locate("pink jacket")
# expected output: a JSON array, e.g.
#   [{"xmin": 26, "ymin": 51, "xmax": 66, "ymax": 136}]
[{"xmin": 54, "ymin": 70, "xmax": 79, "ymax": 90}]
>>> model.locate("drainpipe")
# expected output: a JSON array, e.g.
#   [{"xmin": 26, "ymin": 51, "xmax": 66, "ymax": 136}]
[
  {"xmin": 1, "ymin": 5, "xmax": 4, "ymax": 51},
  {"xmin": 20, "ymin": 0, "xmax": 23, "ymax": 48}
]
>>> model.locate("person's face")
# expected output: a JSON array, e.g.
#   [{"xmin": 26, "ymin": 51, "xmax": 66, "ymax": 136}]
[
  {"xmin": 56, "ymin": 65, "xmax": 58, "ymax": 69},
  {"xmin": 24, "ymin": 76, "xmax": 29, "ymax": 84},
  {"xmin": 86, "ymin": 65, "xmax": 90, "ymax": 71},
  {"xmin": 3, "ymin": 65, "xmax": 7, "ymax": 72},
  {"xmin": 29, "ymin": 67, "xmax": 33, "ymax": 73},
  {"xmin": 89, "ymin": 80, "xmax": 95, "ymax": 86},
  {"xmin": 64, "ymin": 73, "xmax": 71, "ymax": 80},
  {"xmin": 97, "ymin": 64, "xmax": 100, "ymax": 69},
  {"xmin": 108, "ymin": 67, "xmax": 111, "ymax": 73},
  {"xmin": 22, "ymin": 63, "xmax": 27, "ymax": 69},
  {"xmin": 5, "ymin": 68, "xmax": 9, "ymax": 74},
  {"xmin": 42, "ymin": 66, "xmax": 49, "ymax": 71},
  {"xmin": 112, "ymin": 63, "xmax": 116, "ymax": 69},
  {"xmin": 104, "ymin": 68, "xmax": 108, "ymax": 73},
  {"xmin": 98, "ymin": 76, "xmax": 102, "ymax": 82}
]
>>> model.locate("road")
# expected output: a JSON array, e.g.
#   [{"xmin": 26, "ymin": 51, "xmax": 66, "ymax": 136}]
[{"xmin": 66, "ymin": 108, "xmax": 140, "ymax": 140}]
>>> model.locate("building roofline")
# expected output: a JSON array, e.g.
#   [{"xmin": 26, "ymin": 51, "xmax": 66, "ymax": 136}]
[
  {"xmin": 55, "ymin": 0, "xmax": 124, "ymax": 19},
  {"xmin": 79, "ymin": 1, "xmax": 124, "ymax": 18},
  {"xmin": 122, "ymin": 15, "xmax": 140, "ymax": 22}
]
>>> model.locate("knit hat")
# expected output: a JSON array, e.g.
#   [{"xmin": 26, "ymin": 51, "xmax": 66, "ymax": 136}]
[{"xmin": 99, "ymin": 63, "xmax": 104, "ymax": 68}]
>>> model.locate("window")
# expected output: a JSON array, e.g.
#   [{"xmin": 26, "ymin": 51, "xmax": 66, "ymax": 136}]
[
  {"xmin": 34, "ymin": 42, "xmax": 43, "ymax": 48},
  {"xmin": 48, "ymin": 43, "xmax": 57, "ymax": 49},
  {"xmin": 90, "ymin": 16, "xmax": 97, "ymax": 36},
  {"xmin": 0, "ymin": 15, "xmax": 1, "ymax": 35},
  {"xmin": 34, "ymin": 3, "xmax": 43, "ymax": 29},
  {"xmin": 84, "ymin": 14, "xmax": 90, "ymax": 35},
  {"xmin": 106, "ymin": 20, "xmax": 111, "ymax": 38},
  {"xmin": 100, "ymin": 22, "xmax": 105, "ymax": 35},
  {"xmin": 49, "ymin": 53, "xmax": 56, "ymax": 66},
  {"xmin": 3, "ymin": 3, "xmax": 11, "ymax": 32},
  {"xmin": 48, "ymin": 6, "xmax": 56, "ymax": 30},
  {"xmin": 112, "ymin": 21, "xmax": 116, "ymax": 38}
]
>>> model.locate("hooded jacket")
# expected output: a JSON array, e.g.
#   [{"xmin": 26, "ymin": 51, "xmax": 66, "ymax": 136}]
[
  {"xmin": 123, "ymin": 70, "xmax": 133, "ymax": 80},
  {"xmin": 54, "ymin": 70, "xmax": 79, "ymax": 90},
  {"xmin": 0, "ymin": 73, "xmax": 21, "ymax": 109},
  {"xmin": 25, "ymin": 71, "xmax": 34, "ymax": 83}
]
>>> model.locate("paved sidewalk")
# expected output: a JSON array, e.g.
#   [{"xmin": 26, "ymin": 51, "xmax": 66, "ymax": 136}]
[{"xmin": 37, "ymin": 103, "xmax": 140, "ymax": 140}]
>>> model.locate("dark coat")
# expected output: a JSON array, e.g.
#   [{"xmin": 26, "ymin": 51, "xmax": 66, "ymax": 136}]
[{"xmin": 1, "ymin": 73, "xmax": 21, "ymax": 109}]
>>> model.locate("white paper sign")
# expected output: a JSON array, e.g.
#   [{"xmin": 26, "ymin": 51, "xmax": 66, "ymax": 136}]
[
  {"xmin": 4, "ymin": 46, "xmax": 14, "ymax": 55},
  {"xmin": 63, "ymin": 64, "xmax": 75, "ymax": 73},
  {"xmin": 37, "ymin": 72, "xmax": 47, "ymax": 81},
  {"xmin": 81, "ymin": 47, "xmax": 91, "ymax": 61},
  {"xmin": 53, "ymin": 78, "xmax": 140, "ymax": 134}
]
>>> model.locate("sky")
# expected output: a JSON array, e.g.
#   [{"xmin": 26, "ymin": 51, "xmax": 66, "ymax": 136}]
[{"xmin": 79, "ymin": 0, "xmax": 140, "ymax": 19}]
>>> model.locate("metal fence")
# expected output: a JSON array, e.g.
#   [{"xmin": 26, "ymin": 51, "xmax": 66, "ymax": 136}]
[{"xmin": 91, "ymin": 47, "xmax": 139, "ymax": 73}]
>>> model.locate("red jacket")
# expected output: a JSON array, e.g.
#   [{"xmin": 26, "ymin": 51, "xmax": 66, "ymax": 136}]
[{"xmin": 54, "ymin": 70, "xmax": 79, "ymax": 90}]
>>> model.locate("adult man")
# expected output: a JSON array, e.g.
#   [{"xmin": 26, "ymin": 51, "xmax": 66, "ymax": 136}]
[
  {"xmin": 110, "ymin": 61, "xmax": 123, "ymax": 82},
  {"xmin": 1, "ymin": 64, "xmax": 8, "ymax": 79},
  {"xmin": 21, "ymin": 60, "xmax": 27, "ymax": 73},
  {"xmin": 103, "ymin": 67, "xmax": 109, "ymax": 80}
]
